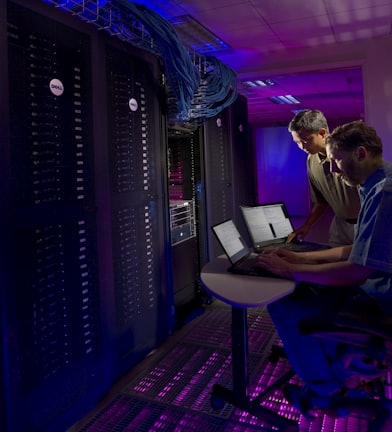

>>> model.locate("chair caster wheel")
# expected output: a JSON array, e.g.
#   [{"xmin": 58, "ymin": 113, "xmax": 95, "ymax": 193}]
[{"xmin": 211, "ymin": 394, "xmax": 225, "ymax": 410}]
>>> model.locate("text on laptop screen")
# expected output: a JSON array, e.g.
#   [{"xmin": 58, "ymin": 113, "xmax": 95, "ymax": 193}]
[
  {"xmin": 241, "ymin": 204, "xmax": 293, "ymax": 244},
  {"xmin": 212, "ymin": 220, "xmax": 246, "ymax": 258}
]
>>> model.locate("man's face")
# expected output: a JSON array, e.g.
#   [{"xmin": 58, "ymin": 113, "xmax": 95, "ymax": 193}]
[
  {"xmin": 291, "ymin": 128, "xmax": 326, "ymax": 154},
  {"xmin": 326, "ymin": 143, "xmax": 362, "ymax": 187}
]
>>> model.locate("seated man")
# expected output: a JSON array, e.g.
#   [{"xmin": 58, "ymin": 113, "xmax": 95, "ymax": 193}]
[{"xmin": 256, "ymin": 120, "xmax": 392, "ymax": 411}]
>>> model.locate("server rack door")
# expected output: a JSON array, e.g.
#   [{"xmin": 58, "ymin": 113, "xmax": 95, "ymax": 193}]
[
  {"xmin": 105, "ymin": 43, "xmax": 173, "ymax": 378},
  {"xmin": 4, "ymin": 3, "xmax": 103, "ymax": 431},
  {"xmin": 202, "ymin": 96, "xmax": 252, "ymax": 260},
  {"xmin": 203, "ymin": 108, "xmax": 234, "ymax": 259},
  {"xmin": 229, "ymin": 94, "xmax": 254, "ymax": 239}
]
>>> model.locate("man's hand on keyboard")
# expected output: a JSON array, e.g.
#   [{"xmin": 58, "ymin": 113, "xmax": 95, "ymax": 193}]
[
  {"xmin": 255, "ymin": 249, "xmax": 294, "ymax": 279},
  {"xmin": 261, "ymin": 247, "xmax": 297, "ymax": 261}
]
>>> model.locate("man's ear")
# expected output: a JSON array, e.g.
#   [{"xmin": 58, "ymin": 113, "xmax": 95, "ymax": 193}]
[
  {"xmin": 356, "ymin": 145, "xmax": 367, "ymax": 161},
  {"xmin": 319, "ymin": 128, "xmax": 328, "ymax": 138}
]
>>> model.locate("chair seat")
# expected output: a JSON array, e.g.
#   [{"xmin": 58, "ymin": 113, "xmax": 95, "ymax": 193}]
[{"xmin": 299, "ymin": 303, "xmax": 392, "ymax": 344}]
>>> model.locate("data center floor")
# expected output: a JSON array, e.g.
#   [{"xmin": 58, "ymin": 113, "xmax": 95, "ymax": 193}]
[{"xmin": 68, "ymin": 301, "xmax": 376, "ymax": 432}]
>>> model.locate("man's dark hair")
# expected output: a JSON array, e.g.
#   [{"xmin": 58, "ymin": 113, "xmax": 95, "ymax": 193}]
[
  {"xmin": 288, "ymin": 110, "xmax": 329, "ymax": 133},
  {"xmin": 327, "ymin": 120, "xmax": 383, "ymax": 156}
]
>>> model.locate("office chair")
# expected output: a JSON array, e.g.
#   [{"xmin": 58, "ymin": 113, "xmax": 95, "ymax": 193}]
[
  {"xmin": 295, "ymin": 302, "xmax": 392, "ymax": 431},
  {"xmin": 210, "ymin": 301, "xmax": 392, "ymax": 432}
]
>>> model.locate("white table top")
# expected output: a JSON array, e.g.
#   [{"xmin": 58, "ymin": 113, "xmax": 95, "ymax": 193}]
[{"xmin": 200, "ymin": 255, "xmax": 296, "ymax": 308}]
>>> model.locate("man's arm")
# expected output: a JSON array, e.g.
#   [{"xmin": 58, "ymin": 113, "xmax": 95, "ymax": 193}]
[
  {"xmin": 287, "ymin": 201, "xmax": 328, "ymax": 242},
  {"xmin": 266, "ymin": 245, "xmax": 352, "ymax": 264},
  {"xmin": 289, "ymin": 260, "xmax": 373, "ymax": 286},
  {"xmin": 257, "ymin": 245, "xmax": 373, "ymax": 286}
]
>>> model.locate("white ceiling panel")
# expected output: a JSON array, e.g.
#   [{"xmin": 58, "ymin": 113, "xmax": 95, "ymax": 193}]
[
  {"xmin": 269, "ymin": 16, "xmax": 335, "ymax": 48},
  {"xmin": 251, "ymin": 0, "xmax": 329, "ymax": 22},
  {"xmin": 197, "ymin": 5, "xmax": 265, "ymax": 32}
]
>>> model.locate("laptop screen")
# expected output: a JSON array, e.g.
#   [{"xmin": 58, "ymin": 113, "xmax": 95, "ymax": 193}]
[
  {"xmin": 211, "ymin": 219, "xmax": 250, "ymax": 264},
  {"xmin": 240, "ymin": 203, "xmax": 294, "ymax": 247}
]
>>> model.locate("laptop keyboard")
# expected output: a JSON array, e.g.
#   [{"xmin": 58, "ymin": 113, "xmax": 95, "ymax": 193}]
[
  {"xmin": 281, "ymin": 241, "xmax": 329, "ymax": 251},
  {"xmin": 258, "ymin": 241, "xmax": 329, "ymax": 253},
  {"xmin": 280, "ymin": 242, "xmax": 311, "ymax": 251},
  {"xmin": 233, "ymin": 256, "xmax": 281, "ymax": 278}
]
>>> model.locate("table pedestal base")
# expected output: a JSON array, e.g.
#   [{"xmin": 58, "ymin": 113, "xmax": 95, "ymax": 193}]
[{"xmin": 210, "ymin": 307, "xmax": 298, "ymax": 431}]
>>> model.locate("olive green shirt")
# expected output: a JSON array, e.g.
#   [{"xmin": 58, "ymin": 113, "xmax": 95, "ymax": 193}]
[{"xmin": 307, "ymin": 153, "xmax": 360, "ymax": 220}]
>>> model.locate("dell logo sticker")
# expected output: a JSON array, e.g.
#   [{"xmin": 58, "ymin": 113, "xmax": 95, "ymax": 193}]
[
  {"xmin": 129, "ymin": 98, "xmax": 138, "ymax": 112},
  {"xmin": 49, "ymin": 78, "xmax": 64, "ymax": 96}
]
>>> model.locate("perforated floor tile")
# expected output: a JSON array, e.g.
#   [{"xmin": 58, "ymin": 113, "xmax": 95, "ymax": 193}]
[
  {"xmin": 122, "ymin": 342, "xmax": 265, "ymax": 418},
  {"xmin": 76, "ymin": 394, "xmax": 229, "ymax": 432},
  {"xmin": 69, "ymin": 303, "xmax": 381, "ymax": 432}
]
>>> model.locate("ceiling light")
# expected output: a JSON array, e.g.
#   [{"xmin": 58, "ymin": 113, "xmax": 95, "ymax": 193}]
[
  {"xmin": 244, "ymin": 79, "xmax": 276, "ymax": 87},
  {"xmin": 269, "ymin": 95, "xmax": 300, "ymax": 104}
]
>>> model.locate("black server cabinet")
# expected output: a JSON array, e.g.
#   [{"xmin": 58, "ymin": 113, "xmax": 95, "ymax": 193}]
[
  {"xmin": 4, "ymin": 4, "xmax": 102, "ymax": 431},
  {"xmin": 203, "ymin": 94, "xmax": 253, "ymax": 259},
  {"xmin": 230, "ymin": 93, "xmax": 255, "ymax": 220},
  {"xmin": 105, "ymin": 43, "xmax": 173, "ymax": 377},
  {"xmin": 203, "ymin": 107, "xmax": 233, "ymax": 236},
  {"xmin": 168, "ymin": 128, "xmax": 204, "ymax": 322},
  {"xmin": 1, "ymin": 1, "xmax": 173, "ymax": 431}
]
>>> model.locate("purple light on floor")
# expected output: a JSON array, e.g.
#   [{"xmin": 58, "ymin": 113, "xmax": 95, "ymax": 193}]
[
  {"xmin": 214, "ymin": 355, "xmax": 231, "ymax": 378},
  {"xmin": 132, "ymin": 366, "xmax": 167, "ymax": 393},
  {"xmin": 175, "ymin": 415, "xmax": 200, "ymax": 430},
  {"xmin": 123, "ymin": 407, "xmax": 155, "ymax": 431},
  {"xmin": 198, "ymin": 351, "xmax": 220, "ymax": 374},
  {"xmin": 157, "ymin": 382, "xmax": 175, "ymax": 398},
  {"xmin": 173, "ymin": 370, "xmax": 184, "ymax": 381},
  {"xmin": 174, "ymin": 382, "xmax": 193, "ymax": 404},
  {"xmin": 132, "ymin": 377, "xmax": 154, "ymax": 392},
  {"xmin": 192, "ymin": 384, "xmax": 212, "ymax": 411},
  {"xmin": 85, "ymin": 399, "xmax": 129, "ymax": 431}
]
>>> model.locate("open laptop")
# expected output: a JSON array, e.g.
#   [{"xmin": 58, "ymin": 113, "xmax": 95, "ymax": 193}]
[
  {"xmin": 211, "ymin": 219, "xmax": 283, "ymax": 278},
  {"xmin": 240, "ymin": 203, "xmax": 329, "ymax": 253}
]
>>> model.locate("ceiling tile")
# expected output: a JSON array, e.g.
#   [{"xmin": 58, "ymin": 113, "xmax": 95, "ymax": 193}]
[
  {"xmin": 330, "ymin": 6, "xmax": 392, "ymax": 42},
  {"xmin": 197, "ymin": 4, "xmax": 266, "ymax": 32},
  {"xmin": 269, "ymin": 15, "xmax": 336, "ymax": 49},
  {"xmin": 325, "ymin": 0, "xmax": 392, "ymax": 14},
  {"xmin": 221, "ymin": 25, "xmax": 284, "ymax": 50},
  {"xmin": 251, "ymin": 0, "xmax": 328, "ymax": 22}
]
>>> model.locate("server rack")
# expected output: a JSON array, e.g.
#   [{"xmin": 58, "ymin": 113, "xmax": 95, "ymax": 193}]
[
  {"xmin": 168, "ymin": 128, "xmax": 204, "ymax": 322},
  {"xmin": 1, "ymin": 2, "xmax": 254, "ymax": 431},
  {"xmin": 5, "ymin": 5, "xmax": 101, "ymax": 431},
  {"xmin": 167, "ymin": 95, "xmax": 254, "ymax": 319},
  {"xmin": 203, "ymin": 94, "xmax": 254, "ymax": 259},
  {"xmin": 1, "ymin": 1, "xmax": 173, "ymax": 431},
  {"xmin": 105, "ymin": 42, "xmax": 173, "ymax": 377}
]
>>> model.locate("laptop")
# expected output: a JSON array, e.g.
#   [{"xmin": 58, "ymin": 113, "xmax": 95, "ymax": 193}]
[
  {"xmin": 211, "ymin": 219, "xmax": 283, "ymax": 278},
  {"xmin": 240, "ymin": 202, "xmax": 329, "ymax": 253}
]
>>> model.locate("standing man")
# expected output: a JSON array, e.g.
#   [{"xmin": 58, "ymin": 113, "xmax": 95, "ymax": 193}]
[
  {"xmin": 288, "ymin": 110, "xmax": 360, "ymax": 246},
  {"xmin": 257, "ymin": 120, "xmax": 392, "ymax": 413}
]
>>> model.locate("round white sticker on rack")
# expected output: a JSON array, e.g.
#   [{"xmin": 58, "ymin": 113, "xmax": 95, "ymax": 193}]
[
  {"xmin": 129, "ymin": 98, "xmax": 138, "ymax": 111},
  {"xmin": 49, "ymin": 78, "xmax": 64, "ymax": 96}
]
